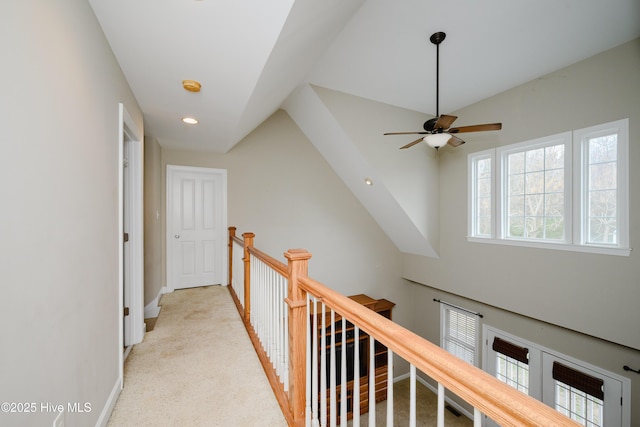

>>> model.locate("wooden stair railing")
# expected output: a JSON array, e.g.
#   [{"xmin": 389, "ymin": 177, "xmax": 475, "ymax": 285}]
[{"xmin": 227, "ymin": 227, "xmax": 582, "ymax": 427}]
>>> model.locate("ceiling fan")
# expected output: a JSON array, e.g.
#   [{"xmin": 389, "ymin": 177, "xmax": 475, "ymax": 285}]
[{"xmin": 384, "ymin": 32, "xmax": 502, "ymax": 151}]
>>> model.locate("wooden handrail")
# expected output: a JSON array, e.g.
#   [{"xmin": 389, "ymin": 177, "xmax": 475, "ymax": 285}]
[
  {"xmin": 297, "ymin": 274, "xmax": 581, "ymax": 427},
  {"xmin": 227, "ymin": 227, "xmax": 581, "ymax": 427},
  {"xmin": 248, "ymin": 246, "xmax": 288, "ymax": 277}
]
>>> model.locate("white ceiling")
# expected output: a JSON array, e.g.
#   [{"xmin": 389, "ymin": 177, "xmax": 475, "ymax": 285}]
[{"xmin": 89, "ymin": 0, "xmax": 640, "ymax": 153}]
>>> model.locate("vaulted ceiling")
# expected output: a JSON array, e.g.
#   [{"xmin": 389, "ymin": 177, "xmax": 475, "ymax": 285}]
[{"xmin": 89, "ymin": 0, "xmax": 640, "ymax": 154}]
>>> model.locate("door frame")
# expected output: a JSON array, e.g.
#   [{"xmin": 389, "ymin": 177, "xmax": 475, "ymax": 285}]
[
  {"xmin": 166, "ymin": 165, "xmax": 228, "ymax": 292},
  {"xmin": 118, "ymin": 103, "xmax": 144, "ymax": 387}
]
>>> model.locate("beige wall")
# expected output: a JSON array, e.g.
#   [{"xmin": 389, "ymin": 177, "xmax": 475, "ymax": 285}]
[
  {"xmin": 402, "ymin": 39, "xmax": 640, "ymax": 420},
  {"xmin": 0, "ymin": 1, "xmax": 143, "ymax": 426},
  {"xmin": 144, "ymin": 137, "xmax": 163, "ymax": 306},
  {"xmin": 403, "ymin": 38, "xmax": 640, "ymax": 347},
  {"xmin": 158, "ymin": 110, "xmax": 415, "ymax": 331}
]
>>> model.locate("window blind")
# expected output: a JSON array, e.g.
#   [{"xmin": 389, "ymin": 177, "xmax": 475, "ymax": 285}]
[
  {"xmin": 492, "ymin": 336, "xmax": 529, "ymax": 364},
  {"xmin": 552, "ymin": 361, "xmax": 604, "ymax": 400}
]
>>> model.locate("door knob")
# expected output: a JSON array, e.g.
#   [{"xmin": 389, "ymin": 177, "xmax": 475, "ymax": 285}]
[{"xmin": 174, "ymin": 234, "xmax": 180, "ymax": 239}]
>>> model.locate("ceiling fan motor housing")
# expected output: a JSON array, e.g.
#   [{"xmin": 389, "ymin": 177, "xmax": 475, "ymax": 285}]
[{"xmin": 423, "ymin": 118, "xmax": 438, "ymax": 132}]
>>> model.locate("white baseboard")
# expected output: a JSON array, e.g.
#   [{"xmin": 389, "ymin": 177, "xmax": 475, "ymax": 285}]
[
  {"xmin": 144, "ymin": 286, "xmax": 167, "ymax": 319},
  {"xmin": 393, "ymin": 373, "xmax": 474, "ymax": 421},
  {"xmin": 95, "ymin": 377, "xmax": 121, "ymax": 427}
]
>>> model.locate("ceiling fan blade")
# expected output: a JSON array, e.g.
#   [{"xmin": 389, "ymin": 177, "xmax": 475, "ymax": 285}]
[
  {"xmin": 448, "ymin": 123, "xmax": 502, "ymax": 134},
  {"xmin": 434, "ymin": 114, "xmax": 457, "ymax": 130},
  {"xmin": 400, "ymin": 137, "xmax": 425, "ymax": 149},
  {"xmin": 384, "ymin": 131, "xmax": 428, "ymax": 135},
  {"xmin": 447, "ymin": 135, "xmax": 466, "ymax": 147}
]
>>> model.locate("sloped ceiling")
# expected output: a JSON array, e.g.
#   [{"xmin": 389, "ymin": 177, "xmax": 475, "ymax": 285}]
[
  {"xmin": 89, "ymin": 0, "xmax": 640, "ymax": 152},
  {"xmin": 89, "ymin": 0, "xmax": 640, "ymax": 256}
]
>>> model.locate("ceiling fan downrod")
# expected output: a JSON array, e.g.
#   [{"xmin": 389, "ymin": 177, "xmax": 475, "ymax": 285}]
[{"xmin": 430, "ymin": 32, "xmax": 446, "ymax": 118}]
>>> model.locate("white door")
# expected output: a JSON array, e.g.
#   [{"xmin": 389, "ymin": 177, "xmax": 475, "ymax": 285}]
[
  {"xmin": 541, "ymin": 353, "xmax": 623, "ymax": 427},
  {"xmin": 167, "ymin": 165, "xmax": 227, "ymax": 290}
]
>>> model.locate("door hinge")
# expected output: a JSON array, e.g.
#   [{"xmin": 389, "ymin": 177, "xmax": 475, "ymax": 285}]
[
  {"xmin": 124, "ymin": 232, "xmax": 129, "ymax": 242},
  {"xmin": 124, "ymin": 307, "xmax": 130, "ymax": 316}
]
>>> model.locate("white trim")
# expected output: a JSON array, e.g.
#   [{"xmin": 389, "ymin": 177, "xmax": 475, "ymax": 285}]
[
  {"xmin": 94, "ymin": 377, "xmax": 122, "ymax": 427},
  {"xmin": 468, "ymin": 149, "xmax": 495, "ymax": 239},
  {"xmin": 118, "ymin": 103, "xmax": 144, "ymax": 389},
  {"xmin": 482, "ymin": 325, "xmax": 631, "ymax": 427},
  {"xmin": 467, "ymin": 236, "xmax": 631, "ymax": 256},
  {"xmin": 573, "ymin": 118, "xmax": 629, "ymax": 249},
  {"xmin": 144, "ymin": 286, "xmax": 168, "ymax": 319}
]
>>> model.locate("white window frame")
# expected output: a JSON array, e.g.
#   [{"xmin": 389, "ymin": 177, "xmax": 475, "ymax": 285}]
[
  {"xmin": 468, "ymin": 119, "xmax": 630, "ymax": 256},
  {"xmin": 468, "ymin": 149, "xmax": 495, "ymax": 238},
  {"xmin": 482, "ymin": 326, "xmax": 631, "ymax": 427},
  {"xmin": 440, "ymin": 304, "xmax": 480, "ymax": 367},
  {"xmin": 496, "ymin": 132, "xmax": 572, "ymax": 244},
  {"xmin": 573, "ymin": 119, "xmax": 629, "ymax": 250}
]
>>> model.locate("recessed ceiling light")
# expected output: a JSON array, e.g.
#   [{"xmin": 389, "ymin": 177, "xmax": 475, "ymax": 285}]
[
  {"xmin": 181, "ymin": 117, "xmax": 198, "ymax": 125},
  {"xmin": 364, "ymin": 178, "xmax": 373, "ymax": 186}
]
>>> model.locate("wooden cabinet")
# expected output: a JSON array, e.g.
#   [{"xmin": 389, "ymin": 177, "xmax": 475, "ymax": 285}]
[{"xmin": 310, "ymin": 294, "xmax": 395, "ymax": 421}]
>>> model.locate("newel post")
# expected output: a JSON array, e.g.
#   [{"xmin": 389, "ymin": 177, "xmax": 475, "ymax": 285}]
[
  {"xmin": 227, "ymin": 227, "xmax": 236, "ymax": 287},
  {"xmin": 284, "ymin": 248, "xmax": 312, "ymax": 426},
  {"xmin": 242, "ymin": 232, "xmax": 255, "ymax": 323}
]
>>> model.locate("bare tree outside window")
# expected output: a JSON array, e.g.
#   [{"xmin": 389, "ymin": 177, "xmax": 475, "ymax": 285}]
[
  {"xmin": 587, "ymin": 135, "xmax": 617, "ymax": 244},
  {"xmin": 507, "ymin": 145, "xmax": 565, "ymax": 240}
]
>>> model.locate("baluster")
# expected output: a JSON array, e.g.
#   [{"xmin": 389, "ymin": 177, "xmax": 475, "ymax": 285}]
[
  {"xmin": 329, "ymin": 310, "xmax": 336, "ymax": 426},
  {"xmin": 340, "ymin": 317, "xmax": 347, "ymax": 426},
  {"xmin": 387, "ymin": 348, "xmax": 393, "ymax": 426},
  {"xmin": 437, "ymin": 383, "xmax": 444, "ymax": 427},
  {"xmin": 410, "ymin": 365, "xmax": 416, "ymax": 427},
  {"xmin": 320, "ymin": 303, "xmax": 327, "ymax": 427},
  {"xmin": 352, "ymin": 326, "xmax": 360, "ymax": 427},
  {"xmin": 474, "ymin": 408, "xmax": 482, "ymax": 427},
  {"xmin": 283, "ymin": 277, "xmax": 289, "ymax": 392},
  {"xmin": 309, "ymin": 296, "xmax": 318, "ymax": 427},
  {"xmin": 368, "ymin": 337, "xmax": 375, "ymax": 426}
]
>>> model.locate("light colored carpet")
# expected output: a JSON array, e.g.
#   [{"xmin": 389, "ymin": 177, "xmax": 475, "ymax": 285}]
[{"xmin": 107, "ymin": 285, "xmax": 287, "ymax": 427}]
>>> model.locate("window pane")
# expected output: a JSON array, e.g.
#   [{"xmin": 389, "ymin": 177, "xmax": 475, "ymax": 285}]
[
  {"xmin": 442, "ymin": 306, "xmax": 478, "ymax": 366},
  {"xmin": 525, "ymin": 194, "xmax": 544, "ymax": 216},
  {"xmin": 587, "ymin": 135, "xmax": 618, "ymax": 245},
  {"xmin": 509, "ymin": 195, "xmax": 525, "ymax": 216},
  {"xmin": 545, "ymin": 169, "xmax": 564, "ymax": 193},
  {"xmin": 589, "ymin": 162, "xmax": 616, "ymax": 190},
  {"xmin": 589, "ymin": 135, "xmax": 617, "ymax": 163},
  {"xmin": 506, "ymin": 143, "xmax": 565, "ymax": 241},
  {"xmin": 545, "ymin": 193, "xmax": 564, "ymax": 217},
  {"xmin": 555, "ymin": 381, "xmax": 604, "ymax": 427},
  {"xmin": 525, "ymin": 216, "xmax": 544, "ymax": 239},
  {"xmin": 509, "ymin": 216, "xmax": 525, "ymax": 237},
  {"xmin": 477, "ymin": 158, "xmax": 492, "ymax": 178},
  {"xmin": 496, "ymin": 353, "xmax": 529, "ymax": 394},
  {"xmin": 546, "ymin": 145, "xmax": 565, "ymax": 169},
  {"xmin": 478, "ymin": 177, "xmax": 492, "ymax": 197},
  {"xmin": 472, "ymin": 156, "xmax": 492, "ymax": 238},
  {"xmin": 525, "ymin": 171, "xmax": 544, "ymax": 194},
  {"xmin": 478, "ymin": 217, "xmax": 492, "ymax": 236},
  {"xmin": 544, "ymin": 217, "xmax": 564, "ymax": 240},
  {"xmin": 588, "ymin": 217, "xmax": 617, "ymax": 244},
  {"xmin": 509, "ymin": 174, "xmax": 524, "ymax": 195},
  {"xmin": 509, "ymin": 152, "xmax": 524, "ymax": 174},
  {"xmin": 526, "ymin": 148, "xmax": 545, "ymax": 172}
]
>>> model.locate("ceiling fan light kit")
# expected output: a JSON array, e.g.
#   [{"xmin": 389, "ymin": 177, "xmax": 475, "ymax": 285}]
[
  {"xmin": 384, "ymin": 32, "xmax": 502, "ymax": 151},
  {"xmin": 424, "ymin": 133, "xmax": 451, "ymax": 149}
]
